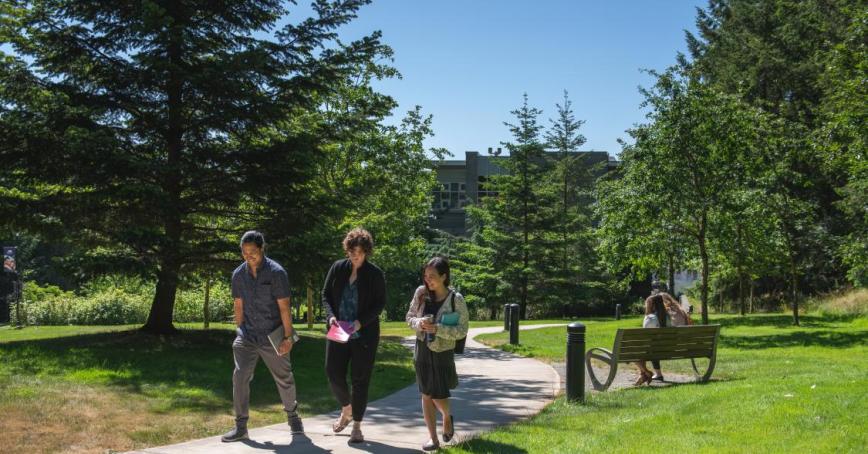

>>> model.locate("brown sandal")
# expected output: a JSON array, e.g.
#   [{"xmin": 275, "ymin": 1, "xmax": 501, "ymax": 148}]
[
  {"xmin": 332, "ymin": 413, "xmax": 352, "ymax": 433},
  {"xmin": 634, "ymin": 371, "xmax": 652, "ymax": 386}
]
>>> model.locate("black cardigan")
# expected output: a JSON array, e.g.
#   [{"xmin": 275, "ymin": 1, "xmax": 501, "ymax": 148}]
[{"xmin": 321, "ymin": 258, "xmax": 386, "ymax": 341}]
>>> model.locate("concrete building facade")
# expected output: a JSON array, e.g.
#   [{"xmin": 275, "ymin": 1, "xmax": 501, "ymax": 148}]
[{"xmin": 430, "ymin": 150, "xmax": 616, "ymax": 236}]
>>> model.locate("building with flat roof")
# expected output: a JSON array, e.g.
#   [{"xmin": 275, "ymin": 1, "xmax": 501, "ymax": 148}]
[{"xmin": 430, "ymin": 149, "xmax": 617, "ymax": 236}]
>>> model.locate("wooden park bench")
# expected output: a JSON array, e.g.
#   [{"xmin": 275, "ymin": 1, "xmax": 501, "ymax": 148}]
[{"xmin": 585, "ymin": 325, "xmax": 721, "ymax": 391}]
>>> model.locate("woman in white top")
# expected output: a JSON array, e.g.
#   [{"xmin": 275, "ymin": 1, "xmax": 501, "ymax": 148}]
[
  {"xmin": 406, "ymin": 256, "xmax": 469, "ymax": 451},
  {"xmin": 635, "ymin": 292, "xmax": 692, "ymax": 385}
]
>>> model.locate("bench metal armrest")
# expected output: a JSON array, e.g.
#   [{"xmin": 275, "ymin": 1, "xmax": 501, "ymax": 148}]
[{"xmin": 585, "ymin": 347, "xmax": 618, "ymax": 391}]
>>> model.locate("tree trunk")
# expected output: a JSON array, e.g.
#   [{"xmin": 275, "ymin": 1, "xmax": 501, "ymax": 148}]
[
  {"xmin": 306, "ymin": 284, "xmax": 314, "ymax": 329},
  {"xmin": 143, "ymin": 254, "xmax": 181, "ymax": 334},
  {"xmin": 698, "ymin": 212, "xmax": 710, "ymax": 325},
  {"xmin": 737, "ymin": 222, "xmax": 745, "ymax": 316},
  {"xmin": 562, "ymin": 155, "xmax": 569, "ymax": 291},
  {"xmin": 790, "ymin": 253, "xmax": 800, "ymax": 326},
  {"xmin": 781, "ymin": 220, "xmax": 800, "ymax": 326},
  {"xmin": 522, "ymin": 169, "xmax": 529, "ymax": 321},
  {"xmin": 668, "ymin": 251, "xmax": 675, "ymax": 295},
  {"xmin": 749, "ymin": 281, "xmax": 754, "ymax": 314},
  {"xmin": 203, "ymin": 276, "xmax": 211, "ymax": 329},
  {"xmin": 142, "ymin": 18, "xmax": 184, "ymax": 335},
  {"xmin": 489, "ymin": 306, "xmax": 497, "ymax": 321}
]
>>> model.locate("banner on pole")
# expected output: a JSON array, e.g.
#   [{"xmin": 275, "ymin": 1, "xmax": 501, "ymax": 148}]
[{"xmin": 2, "ymin": 247, "xmax": 15, "ymax": 273}]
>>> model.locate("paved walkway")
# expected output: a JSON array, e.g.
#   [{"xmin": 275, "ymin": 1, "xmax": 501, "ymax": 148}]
[{"xmin": 131, "ymin": 324, "xmax": 565, "ymax": 454}]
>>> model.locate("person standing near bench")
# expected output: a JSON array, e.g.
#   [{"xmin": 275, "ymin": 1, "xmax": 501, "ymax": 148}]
[
  {"xmin": 222, "ymin": 230, "xmax": 303, "ymax": 442},
  {"xmin": 406, "ymin": 256, "xmax": 469, "ymax": 451},
  {"xmin": 322, "ymin": 228, "xmax": 386, "ymax": 444}
]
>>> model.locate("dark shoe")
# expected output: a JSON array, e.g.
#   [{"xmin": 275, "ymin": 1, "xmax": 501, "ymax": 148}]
[
  {"xmin": 443, "ymin": 415, "xmax": 455, "ymax": 442},
  {"xmin": 422, "ymin": 439, "xmax": 440, "ymax": 451},
  {"xmin": 652, "ymin": 375, "xmax": 665, "ymax": 382},
  {"xmin": 221, "ymin": 426, "xmax": 248, "ymax": 442},
  {"xmin": 289, "ymin": 415, "xmax": 304, "ymax": 434}
]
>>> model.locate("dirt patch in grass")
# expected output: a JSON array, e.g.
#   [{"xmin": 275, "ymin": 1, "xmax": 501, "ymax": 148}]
[{"xmin": 0, "ymin": 381, "xmax": 241, "ymax": 453}]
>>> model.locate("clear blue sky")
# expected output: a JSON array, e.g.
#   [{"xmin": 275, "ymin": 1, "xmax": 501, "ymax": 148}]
[
  {"xmin": 1, "ymin": 1, "xmax": 706, "ymax": 159},
  {"xmin": 323, "ymin": 0, "xmax": 706, "ymax": 158}
]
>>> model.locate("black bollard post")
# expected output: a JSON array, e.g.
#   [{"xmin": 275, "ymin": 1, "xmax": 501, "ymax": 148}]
[
  {"xmin": 615, "ymin": 303, "xmax": 621, "ymax": 320},
  {"xmin": 566, "ymin": 322, "xmax": 586, "ymax": 402},
  {"xmin": 504, "ymin": 303, "xmax": 511, "ymax": 331},
  {"xmin": 508, "ymin": 304, "xmax": 520, "ymax": 345}
]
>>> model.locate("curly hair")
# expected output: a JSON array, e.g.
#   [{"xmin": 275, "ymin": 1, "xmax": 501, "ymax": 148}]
[{"xmin": 342, "ymin": 228, "xmax": 374, "ymax": 256}]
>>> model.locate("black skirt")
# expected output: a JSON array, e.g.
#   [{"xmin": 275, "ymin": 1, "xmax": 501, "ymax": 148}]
[{"xmin": 414, "ymin": 338, "xmax": 458, "ymax": 399}]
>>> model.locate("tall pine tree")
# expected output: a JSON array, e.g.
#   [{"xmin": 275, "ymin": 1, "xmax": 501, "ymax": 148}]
[
  {"xmin": 467, "ymin": 94, "xmax": 551, "ymax": 318},
  {"xmin": 542, "ymin": 91, "xmax": 606, "ymax": 315},
  {"xmin": 0, "ymin": 0, "xmax": 391, "ymax": 333}
]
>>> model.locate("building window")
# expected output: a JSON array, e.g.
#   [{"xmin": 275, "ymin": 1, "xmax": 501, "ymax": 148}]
[
  {"xmin": 432, "ymin": 181, "xmax": 466, "ymax": 211},
  {"xmin": 478, "ymin": 176, "xmax": 497, "ymax": 199}
]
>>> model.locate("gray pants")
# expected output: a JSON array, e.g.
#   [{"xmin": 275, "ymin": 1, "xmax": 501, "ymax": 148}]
[{"xmin": 232, "ymin": 335, "xmax": 298, "ymax": 427}]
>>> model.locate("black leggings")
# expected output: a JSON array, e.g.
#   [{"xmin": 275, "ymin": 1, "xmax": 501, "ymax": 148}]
[
  {"xmin": 325, "ymin": 336, "xmax": 379, "ymax": 421},
  {"xmin": 652, "ymin": 360, "xmax": 661, "ymax": 370}
]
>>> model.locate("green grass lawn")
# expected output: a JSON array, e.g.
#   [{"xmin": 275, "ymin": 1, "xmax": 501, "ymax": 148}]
[
  {"xmin": 460, "ymin": 314, "xmax": 868, "ymax": 453},
  {"xmin": 0, "ymin": 322, "xmax": 415, "ymax": 453},
  {"xmin": 0, "ymin": 317, "xmax": 566, "ymax": 453}
]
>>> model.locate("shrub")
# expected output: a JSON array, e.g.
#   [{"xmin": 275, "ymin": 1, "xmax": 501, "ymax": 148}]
[
  {"xmin": 24, "ymin": 295, "xmax": 76, "ymax": 326},
  {"xmin": 173, "ymin": 281, "xmax": 233, "ymax": 323},
  {"xmin": 67, "ymin": 289, "xmax": 148, "ymax": 325},
  {"xmin": 815, "ymin": 288, "xmax": 868, "ymax": 317}
]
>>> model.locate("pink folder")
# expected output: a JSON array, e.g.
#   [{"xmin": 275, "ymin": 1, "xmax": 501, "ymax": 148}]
[{"xmin": 327, "ymin": 321, "xmax": 355, "ymax": 343}]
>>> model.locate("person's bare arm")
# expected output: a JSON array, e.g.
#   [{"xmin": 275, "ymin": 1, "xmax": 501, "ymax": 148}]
[
  {"xmin": 234, "ymin": 298, "xmax": 243, "ymax": 327},
  {"xmin": 277, "ymin": 296, "xmax": 294, "ymax": 355}
]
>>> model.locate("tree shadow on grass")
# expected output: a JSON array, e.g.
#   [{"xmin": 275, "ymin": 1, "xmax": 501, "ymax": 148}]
[
  {"xmin": 719, "ymin": 330, "xmax": 868, "ymax": 350},
  {"xmin": 0, "ymin": 329, "xmax": 414, "ymax": 415},
  {"xmin": 451, "ymin": 439, "xmax": 528, "ymax": 454}
]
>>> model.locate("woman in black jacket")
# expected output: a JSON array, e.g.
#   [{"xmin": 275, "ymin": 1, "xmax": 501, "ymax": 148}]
[{"xmin": 321, "ymin": 228, "xmax": 386, "ymax": 444}]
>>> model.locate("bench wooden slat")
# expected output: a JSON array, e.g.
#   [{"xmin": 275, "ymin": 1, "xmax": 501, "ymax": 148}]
[
  {"xmin": 620, "ymin": 332, "xmax": 718, "ymax": 341},
  {"xmin": 618, "ymin": 349, "xmax": 716, "ymax": 362},
  {"xmin": 618, "ymin": 347, "xmax": 714, "ymax": 361},
  {"xmin": 618, "ymin": 341, "xmax": 715, "ymax": 351},
  {"xmin": 620, "ymin": 353, "xmax": 714, "ymax": 361},
  {"xmin": 619, "ymin": 336, "xmax": 717, "ymax": 345},
  {"xmin": 618, "ymin": 344, "xmax": 715, "ymax": 355},
  {"xmin": 620, "ymin": 337, "xmax": 717, "ymax": 345},
  {"xmin": 619, "ymin": 340, "xmax": 717, "ymax": 348}
]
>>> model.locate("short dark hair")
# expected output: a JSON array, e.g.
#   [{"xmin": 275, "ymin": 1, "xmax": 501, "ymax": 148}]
[
  {"xmin": 240, "ymin": 230, "xmax": 265, "ymax": 250},
  {"xmin": 342, "ymin": 228, "xmax": 374, "ymax": 255}
]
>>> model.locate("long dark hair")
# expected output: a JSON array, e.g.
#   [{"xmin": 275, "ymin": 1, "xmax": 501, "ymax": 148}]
[
  {"xmin": 645, "ymin": 294, "xmax": 668, "ymax": 327},
  {"xmin": 424, "ymin": 256, "xmax": 451, "ymax": 302}
]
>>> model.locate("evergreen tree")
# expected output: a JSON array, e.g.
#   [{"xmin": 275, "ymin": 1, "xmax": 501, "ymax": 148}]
[
  {"xmin": 542, "ymin": 91, "xmax": 607, "ymax": 315},
  {"xmin": 0, "ymin": 0, "xmax": 392, "ymax": 333},
  {"xmin": 464, "ymin": 94, "xmax": 550, "ymax": 319}
]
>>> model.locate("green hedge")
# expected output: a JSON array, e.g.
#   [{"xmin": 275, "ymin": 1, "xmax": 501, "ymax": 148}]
[{"xmin": 21, "ymin": 279, "xmax": 234, "ymax": 326}]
